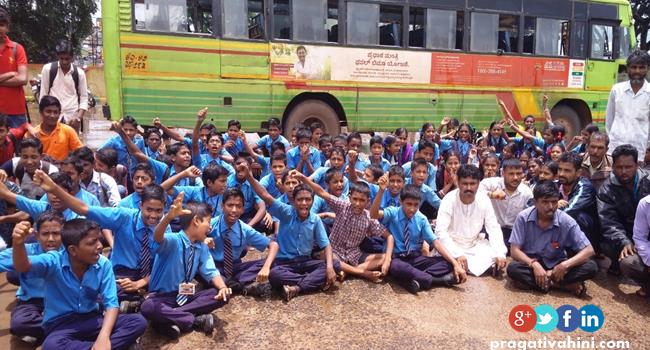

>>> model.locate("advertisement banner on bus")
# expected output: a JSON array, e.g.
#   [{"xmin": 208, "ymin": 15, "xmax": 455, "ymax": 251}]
[{"xmin": 270, "ymin": 43, "xmax": 584, "ymax": 89}]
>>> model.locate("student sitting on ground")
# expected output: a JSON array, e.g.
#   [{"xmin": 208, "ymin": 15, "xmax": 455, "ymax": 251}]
[
  {"xmin": 245, "ymin": 163, "xmax": 339, "ymax": 301},
  {"xmin": 370, "ymin": 184, "xmax": 467, "ymax": 294},
  {"xmin": 11, "ymin": 218, "xmax": 147, "ymax": 349},
  {"xmin": 0, "ymin": 211, "xmax": 64, "ymax": 345},
  {"xmin": 141, "ymin": 194, "xmax": 231, "ymax": 338}
]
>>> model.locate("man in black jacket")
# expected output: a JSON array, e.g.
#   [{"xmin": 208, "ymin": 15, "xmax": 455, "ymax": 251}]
[
  {"xmin": 597, "ymin": 145, "xmax": 650, "ymax": 274},
  {"xmin": 558, "ymin": 152, "xmax": 598, "ymax": 248}
]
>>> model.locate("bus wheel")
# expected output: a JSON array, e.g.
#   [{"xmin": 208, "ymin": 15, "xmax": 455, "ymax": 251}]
[
  {"xmin": 551, "ymin": 105, "xmax": 581, "ymax": 139},
  {"xmin": 284, "ymin": 100, "xmax": 340, "ymax": 136}
]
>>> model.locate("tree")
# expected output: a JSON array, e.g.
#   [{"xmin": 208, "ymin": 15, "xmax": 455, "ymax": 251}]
[
  {"xmin": 0, "ymin": 0, "xmax": 97, "ymax": 63},
  {"xmin": 632, "ymin": 0, "xmax": 650, "ymax": 50}
]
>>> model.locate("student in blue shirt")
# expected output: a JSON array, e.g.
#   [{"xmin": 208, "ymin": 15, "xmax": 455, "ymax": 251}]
[
  {"xmin": 142, "ymin": 194, "xmax": 231, "ymax": 338},
  {"xmin": 162, "ymin": 164, "xmax": 229, "ymax": 219},
  {"xmin": 223, "ymin": 119, "xmax": 246, "ymax": 158},
  {"xmin": 310, "ymin": 147, "xmax": 348, "ymax": 193},
  {"xmin": 205, "ymin": 188, "xmax": 279, "ymax": 297},
  {"xmin": 0, "ymin": 172, "xmax": 81, "ymax": 221},
  {"xmin": 259, "ymin": 152, "xmax": 287, "ymax": 199},
  {"xmin": 252, "ymin": 117, "xmax": 290, "ymax": 156},
  {"xmin": 55, "ymin": 155, "xmax": 101, "ymax": 206},
  {"xmin": 0, "ymin": 212, "xmax": 63, "ymax": 345},
  {"xmin": 245, "ymin": 163, "xmax": 339, "ymax": 301},
  {"xmin": 368, "ymin": 135, "xmax": 391, "ymax": 172},
  {"xmin": 194, "ymin": 131, "xmax": 236, "ymax": 175},
  {"xmin": 190, "ymin": 108, "xmax": 234, "ymax": 163},
  {"xmin": 402, "ymin": 140, "xmax": 437, "ymax": 189},
  {"xmin": 34, "ymin": 170, "xmax": 168, "ymax": 310},
  {"xmin": 309, "ymin": 167, "xmax": 346, "ymax": 231},
  {"xmin": 287, "ymin": 128, "xmax": 321, "ymax": 175},
  {"xmin": 404, "ymin": 158, "xmax": 441, "ymax": 221},
  {"xmin": 228, "ymin": 155, "xmax": 271, "ymax": 233},
  {"xmin": 118, "ymin": 162, "xmax": 156, "ymax": 209},
  {"xmin": 161, "ymin": 143, "xmax": 203, "ymax": 187},
  {"xmin": 347, "ymin": 132, "xmax": 370, "ymax": 174},
  {"xmin": 99, "ymin": 115, "xmax": 144, "ymax": 174},
  {"xmin": 318, "ymin": 135, "xmax": 333, "ymax": 165},
  {"xmin": 11, "ymin": 218, "xmax": 147, "ymax": 350},
  {"xmin": 370, "ymin": 184, "xmax": 467, "ymax": 294}
]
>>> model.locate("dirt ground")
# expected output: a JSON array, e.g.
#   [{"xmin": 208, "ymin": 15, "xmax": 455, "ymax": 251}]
[{"xmin": 1, "ymin": 255, "xmax": 648, "ymax": 350}]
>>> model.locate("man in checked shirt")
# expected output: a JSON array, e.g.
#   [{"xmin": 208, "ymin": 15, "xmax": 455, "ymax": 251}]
[{"xmin": 292, "ymin": 171, "xmax": 394, "ymax": 282}]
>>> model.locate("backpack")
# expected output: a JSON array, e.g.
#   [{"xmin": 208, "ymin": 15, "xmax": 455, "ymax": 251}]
[
  {"xmin": 163, "ymin": 165, "xmax": 196, "ymax": 186},
  {"xmin": 48, "ymin": 62, "xmax": 80, "ymax": 104},
  {"xmin": 15, "ymin": 161, "xmax": 51, "ymax": 184}
]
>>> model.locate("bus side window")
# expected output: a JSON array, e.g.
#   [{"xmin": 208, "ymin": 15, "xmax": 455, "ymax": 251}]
[
  {"xmin": 498, "ymin": 14, "xmax": 519, "ymax": 53},
  {"xmin": 223, "ymin": 0, "xmax": 265, "ymax": 40},
  {"xmin": 591, "ymin": 24, "xmax": 614, "ymax": 60},
  {"xmin": 134, "ymin": 0, "xmax": 212, "ymax": 34},
  {"xmin": 470, "ymin": 12, "xmax": 498, "ymax": 53},
  {"xmin": 347, "ymin": 2, "xmax": 379, "ymax": 45},
  {"xmin": 525, "ymin": 17, "xmax": 569, "ymax": 56}
]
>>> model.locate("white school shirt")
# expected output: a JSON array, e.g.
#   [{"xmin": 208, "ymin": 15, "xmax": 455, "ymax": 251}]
[{"xmin": 605, "ymin": 80, "xmax": 650, "ymax": 161}]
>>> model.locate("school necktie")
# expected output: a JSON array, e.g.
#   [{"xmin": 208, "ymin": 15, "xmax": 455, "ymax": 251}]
[
  {"xmin": 138, "ymin": 228, "xmax": 152, "ymax": 278},
  {"xmin": 223, "ymin": 229, "xmax": 234, "ymax": 279},
  {"xmin": 176, "ymin": 244, "xmax": 195, "ymax": 307},
  {"xmin": 403, "ymin": 220, "xmax": 411, "ymax": 255}
]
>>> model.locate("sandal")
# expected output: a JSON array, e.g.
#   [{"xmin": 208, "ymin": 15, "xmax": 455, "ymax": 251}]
[{"xmin": 574, "ymin": 281, "xmax": 587, "ymax": 298}]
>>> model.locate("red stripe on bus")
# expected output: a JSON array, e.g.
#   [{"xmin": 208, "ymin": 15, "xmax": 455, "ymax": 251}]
[
  {"xmin": 284, "ymin": 82, "xmax": 522, "ymax": 118},
  {"xmin": 119, "ymin": 44, "xmax": 268, "ymax": 56}
]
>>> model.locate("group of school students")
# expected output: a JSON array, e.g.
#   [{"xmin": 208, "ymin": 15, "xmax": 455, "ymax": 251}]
[{"xmin": 0, "ymin": 94, "xmax": 647, "ymax": 349}]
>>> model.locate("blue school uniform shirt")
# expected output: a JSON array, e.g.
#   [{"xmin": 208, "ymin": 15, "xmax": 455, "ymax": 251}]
[
  {"xmin": 194, "ymin": 153, "xmax": 236, "ymax": 175},
  {"xmin": 41, "ymin": 188, "xmax": 100, "ymax": 207},
  {"xmin": 412, "ymin": 141, "xmax": 441, "ymax": 162},
  {"xmin": 0, "ymin": 243, "xmax": 64, "ymax": 301},
  {"xmin": 310, "ymin": 166, "xmax": 350, "ymax": 196},
  {"xmin": 227, "ymin": 174, "xmax": 262, "ymax": 214},
  {"xmin": 99, "ymin": 135, "xmax": 145, "ymax": 174},
  {"xmin": 310, "ymin": 194, "xmax": 335, "ymax": 214},
  {"xmin": 381, "ymin": 206, "xmax": 436, "ymax": 254},
  {"xmin": 161, "ymin": 163, "xmax": 204, "ymax": 187},
  {"xmin": 26, "ymin": 251, "xmax": 118, "ymax": 325},
  {"xmin": 514, "ymin": 137, "xmax": 545, "ymax": 157},
  {"xmin": 369, "ymin": 156, "xmax": 391, "ymax": 172},
  {"xmin": 440, "ymin": 139, "xmax": 471, "ymax": 163},
  {"xmin": 87, "ymin": 206, "xmax": 166, "ymax": 270},
  {"xmin": 402, "ymin": 161, "xmax": 437, "ymax": 189},
  {"xmin": 149, "ymin": 231, "xmax": 219, "ymax": 293},
  {"xmin": 405, "ymin": 179, "xmax": 441, "ymax": 209},
  {"xmin": 380, "ymin": 190, "xmax": 401, "ymax": 209},
  {"xmin": 17, "ymin": 196, "xmax": 80, "ymax": 221},
  {"xmin": 173, "ymin": 185, "xmax": 223, "ymax": 218},
  {"xmin": 260, "ymin": 173, "xmax": 282, "ymax": 198},
  {"xmin": 118, "ymin": 192, "xmax": 141, "ymax": 209},
  {"xmin": 287, "ymin": 146, "xmax": 322, "ymax": 175},
  {"xmin": 183, "ymin": 137, "xmax": 207, "ymax": 155},
  {"xmin": 222, "ymin": 133, "xmax": 245, "ymax": 157},
  {"xmin": 269, "ymin": 199, "xmax": 330, "ymax": 260},
  {"xmin": 207, "ymin": 215, "xmax": 271, "ymax": 262},
  {"xmin": 256, "ymin": 134, "xmax": 290, "ymax": 154}
]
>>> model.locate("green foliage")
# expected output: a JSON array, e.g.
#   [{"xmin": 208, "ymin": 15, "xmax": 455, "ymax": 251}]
[
  {"xmin": 0, "ymin": 0, "xmax": 97, "ymax": 63},
  {"xmin": 632, "ymin": 0, "xmax": 650, "ymax": 50}
]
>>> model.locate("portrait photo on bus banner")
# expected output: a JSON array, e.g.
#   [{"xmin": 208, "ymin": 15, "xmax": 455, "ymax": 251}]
[{"xmin": 270, "ymin": 42, "xmax": 585, "ymax": 89}]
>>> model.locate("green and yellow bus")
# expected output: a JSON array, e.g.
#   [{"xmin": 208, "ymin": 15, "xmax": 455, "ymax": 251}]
[{"xmin": 102, "ymin": 0, "xmax": 635, "ymax": 137}]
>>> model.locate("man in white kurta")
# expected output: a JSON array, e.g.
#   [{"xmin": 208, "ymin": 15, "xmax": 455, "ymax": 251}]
[{"xmin": 436, "ymin": 187, "xmax": 507, "ymax": 276}]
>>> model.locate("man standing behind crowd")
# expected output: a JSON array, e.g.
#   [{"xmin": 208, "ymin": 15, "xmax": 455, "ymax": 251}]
[
  {"xmin": 605, "ymin": 50, "xmax": 650, "ymax": 162},
  {"xmin": 40, "ymin": 40, "xmax": 88, "ymax": 133},
  {"xmin": 0, "ymin": 8, "xmax": 28, "ymax": 129}
]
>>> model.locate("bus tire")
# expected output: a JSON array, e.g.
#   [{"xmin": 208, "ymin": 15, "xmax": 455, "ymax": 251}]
[
  {"xmin": 284, "ymin": 100, "xmax": 340, "ymax": 136},
  {"xmin": 551, "ymin": 105, "xmax": 581, "ymax": 139}
]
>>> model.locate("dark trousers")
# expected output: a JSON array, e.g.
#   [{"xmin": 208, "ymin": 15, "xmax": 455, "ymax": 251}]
[
  {"xmin": 269, "ymin": 257, "xmax": 341, "ymax": 294},
  {"xmin": 620, "ymin": 254, "xmax": 650, "ymax": 288},
  {"xmin": 216, "ymin": 259, "xmax": 266, "ymax": 287},
  {"xmin": 360, "ymin": 236, "xmax": 385, "ymax": 254},
  {"xmin": 113, "ymin": 266, "xmax": 144, "ymax": 302},
  {"xmin": 10, "ymin": 298, "xmax": 44, "ymax": 340},
  {"xmin": 6, "ymin": 270, "xmax": 20, "ymax": 286},
  {"xmin": 389, "ymin": 253, "xmax": 453, "ymax": 290},
  {"xmin": 600, "ymin": 240, "xmax": 624, "ymax": 269},
  {"xmin": 501, "ymin": 227, "xmax": 512, "ymax": 254},
  {"xmin": 42, "ymin": 312, "xmax": 146, "ymax": 350},
  {"xmin": 574, "ymin": 212, "xmax": 601, "ymax": 251},
  {"xmin": 141, "ymin": 288, "xmax": 225, "ymax": 332},
  {"xmin": 507, "ymin": 260, "xmax": 598, "ymax": 292}
]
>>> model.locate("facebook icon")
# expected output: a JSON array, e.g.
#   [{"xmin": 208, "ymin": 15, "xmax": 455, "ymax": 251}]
[{"xmin": 557, "ymin": 305, "xmax": 580, "ymax": 332}]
